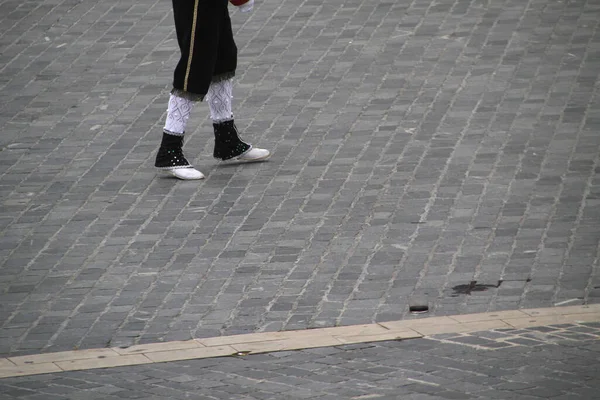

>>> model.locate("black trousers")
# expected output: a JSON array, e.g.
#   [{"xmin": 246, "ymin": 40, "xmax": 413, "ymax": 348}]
[{"xmin": 171, "ymin": 0, "xmax": 237, "ymax": 101}]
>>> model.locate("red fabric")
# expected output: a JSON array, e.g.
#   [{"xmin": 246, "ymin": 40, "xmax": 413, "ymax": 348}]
[{"xmin": 230, "ymin": 0, "xmax": 250, "ymax": 5}]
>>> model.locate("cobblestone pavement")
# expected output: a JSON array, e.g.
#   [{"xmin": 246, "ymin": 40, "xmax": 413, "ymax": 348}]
[
  {"xmin": 0, "ymin": 322, "xmax": 599, "ymax": 399},
  {"xmin": 1, "ymin": 0, "xmax": 600, "ymax": 358}
]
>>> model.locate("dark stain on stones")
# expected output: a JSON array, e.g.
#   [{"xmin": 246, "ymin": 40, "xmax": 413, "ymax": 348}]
[{"xmin": 452, "ymin": 280, "xmax": 503, "ymax": 296}]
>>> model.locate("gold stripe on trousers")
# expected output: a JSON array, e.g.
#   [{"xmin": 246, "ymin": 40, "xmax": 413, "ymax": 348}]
[{"xmin": 183, "ymin": 0, "xmax": 200, "ymax": 91}]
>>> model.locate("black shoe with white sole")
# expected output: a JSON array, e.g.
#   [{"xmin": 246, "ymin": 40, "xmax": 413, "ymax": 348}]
[
  {"xmin": 213, "ymin": 120, "xmax": 270, "ymax": 162},
  {"xmin": 155, "ymin": 132, "xmax": 204, "ymax": 180}
]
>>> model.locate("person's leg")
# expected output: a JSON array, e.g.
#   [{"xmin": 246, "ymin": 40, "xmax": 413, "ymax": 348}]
[
  {"xmin": 155, "ymin": 94, "xmax": 204, "ymax": 180},
  {"xmin": 157, "ymin": 0, "xmax": 269, "ymax": 179},
  {"xmin": 208, "ymin": 6, "xmax": 270, "ymax": 162},
  {"xmin": 206, "ymin": 78, "xmax": 234, "ymax": 124},
  {"xmin": 172, "ymin": 0, "xmax": 227, "ymax": 100},
  {"xmin": 155, "ymin": 0, "xmax": 228, "ymax": 180},
  {"xmin": 207, "ymin": 79, "xmax": 270, "ymax": 161}
]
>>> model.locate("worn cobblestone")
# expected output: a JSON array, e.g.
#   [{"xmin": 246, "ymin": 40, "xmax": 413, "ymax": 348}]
[
  {"xmin": 1, "ymin": 0, "xmax": 600, "ymax": 356},
  {"xmin": 0, "ymin": 324, "xmax": 599, "ymax": 399}
]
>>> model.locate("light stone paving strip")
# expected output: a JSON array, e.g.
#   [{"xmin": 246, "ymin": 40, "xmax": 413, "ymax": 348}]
[
  {"xmin": 2, "ymin": 0, "xmax": 600, "ymax": 362},
  {"xmin": 0, "ymin": 304, "xmax": 598, "ymax": 379}
]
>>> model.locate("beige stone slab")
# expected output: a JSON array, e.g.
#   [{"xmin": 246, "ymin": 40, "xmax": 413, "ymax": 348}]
[
  {"xmin": 0, "ymin": 358, "xmax": 15, "ymax": 368},
  {"xmin": 448, "ymin": 310, "xmax": 528, "ymax": 323},
  {"xmin": 144, "ymin": 346, "xmax": 236, "ymax": 363},
  {"xmin": 197, "ymin": 332, "xmax": 289, "ymax": 347},
  {"xmin": 9, "ymin": 348, "xmax": 121, "ymax": 367},
  {"xmin": 250, "ymin": 326, "xmax": 407, "ymax": 348},
  {"xmin": 231, "ymin": 336, "xmax": 341, "ymax": 354},
  {"xmin": 521, "ymin": 304, "xmax": 600, "ymax": 317},
  {"xmin": 3, "ymin": 305, "xmax": 599, "ymax": 378},
  {"xmin": 55, "ymin": 354, "xmax": 152, "ymax": 371},
  {"xmin": 504, "ymin": 313, "xmax": 600, "ymax": 329},
  {"xmin": 231, "ymin": 340, "xmax": 291, "ymax": 353},
  {"xmin": 411, "ymin": 319, "xmax": 513, "ymax": 336},
  {"xmin": 461, "ymin": 319, "xmax": 514, "ymax": 332},
  {"xmin": 584, "ymin": 304, "xmax": 600, "ymax": 312},
  {"xmin": 301, "ymin": 335, "xmax": 357, "ymax": 349},
  {"xmin": 274, "ymin": 330, "xmax": 335, "ymax": 341},
  {"xmin": 217, "ymin": 325, "xmax": 393, "ymax": 344},
  {"xmin": 503, "ymin": 315, "xmax": 563, "ymax": 328},
  {"xmin": 408, "ymin": 325, "xmax": 461, "ymax": 335},
  {"xmin": 563, "ymin": 314, "xmax": 596, "ymax": 326},
  {"xmin": 198, "ymin": 326, "xmax": 348, "ymax": 347},
  {"xmin": 559, "ymin": 313, "xmax": 600, "ymax": 324},
  {"xmin": 381, "ymin": 316, "xmax": 459, "ymax": 331},
  {"xmin": 113, "ymin": 340, "xmax": 203, "ymax": 355},
  {"xmin": 0, "ymin": 363, "xmax": 62, "ymax": 378},
  {"xmin": 320, "ymin": 324, "xmax": 392, "ymax": 337},
  {"xmin": 333, "ymin": 330, "xmax": 423, "ymax": 345}
]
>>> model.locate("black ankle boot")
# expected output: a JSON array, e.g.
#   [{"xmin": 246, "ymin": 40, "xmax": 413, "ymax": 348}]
[
  {"xmin": 155, "ymin": 132, "xmax": 192, "ymax": 169},
  {"xmin": 213, "ymin": 120, "xmax": 251, "ymax": 161}
]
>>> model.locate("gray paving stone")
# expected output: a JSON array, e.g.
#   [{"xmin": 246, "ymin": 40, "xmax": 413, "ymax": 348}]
[
  {"xmin": 1, "ymin": 0, "xmax": 600, "ymax": 361},
  {"xmin": 0, "ymin": 333, "xmax": 598, "ymax": 398}
]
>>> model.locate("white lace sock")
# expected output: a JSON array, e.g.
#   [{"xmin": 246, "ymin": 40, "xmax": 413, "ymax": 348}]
[
  {"xmin": 207, "ymin": 79, "xmax": 234, "ymax": 123},
  {"xmin": 164, "ymin": 94, "xmax": 194, "ymax": 135}
]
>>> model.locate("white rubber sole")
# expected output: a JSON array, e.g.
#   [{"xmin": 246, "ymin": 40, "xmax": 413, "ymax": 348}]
[
  {"xmin": 163, "ymin": 167, "xmax": 204, "ymax": 180},
  {"xmin": 236, "ymin": 148, "xmax": 271, "ymax": 162}
]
